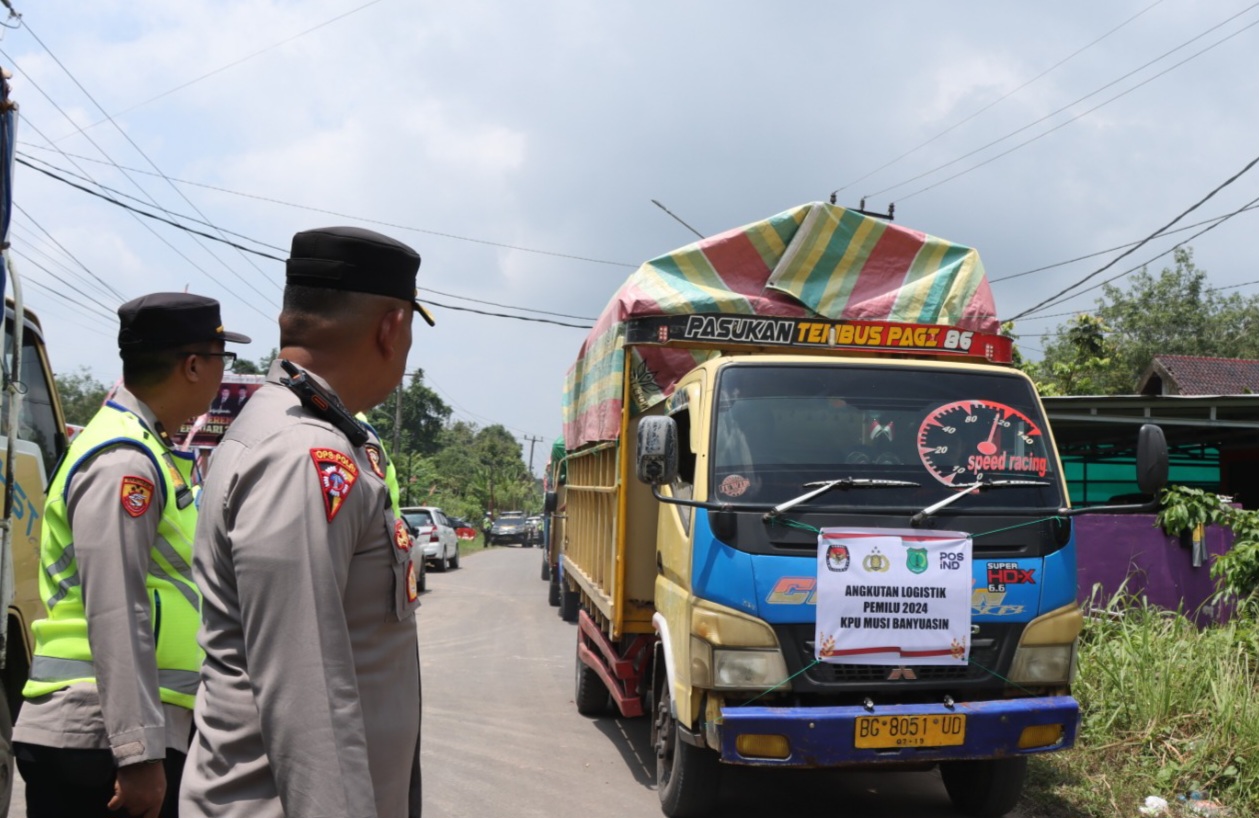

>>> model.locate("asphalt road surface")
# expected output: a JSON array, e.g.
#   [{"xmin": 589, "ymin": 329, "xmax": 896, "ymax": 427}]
[
  {"xmin": 7, "ymin": 545, "xmax": 1036, "ymax": 817},
  {"xmin": 419, "ymin": 546, "xmax": 1031, "ymax": 818}
]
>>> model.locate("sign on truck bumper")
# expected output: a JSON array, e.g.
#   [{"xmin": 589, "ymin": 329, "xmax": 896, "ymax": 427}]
[{"xmin": 718, "ymin": 695, "xmax": 1078, "ymax": 766}]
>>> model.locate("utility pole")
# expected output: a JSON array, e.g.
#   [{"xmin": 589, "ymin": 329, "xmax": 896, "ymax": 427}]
[{"xmin": 523, "ymin": 434, "xmax": 544, "ymax": 477}]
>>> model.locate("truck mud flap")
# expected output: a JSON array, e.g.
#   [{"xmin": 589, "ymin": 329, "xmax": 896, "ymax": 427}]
[
  {"xmin": 718, "ymin": 695, "xmax": 1079, "ymax": 767},
  {"xmin": 576, "ymin": 609, "xmax": 653, "ymax": 718}
]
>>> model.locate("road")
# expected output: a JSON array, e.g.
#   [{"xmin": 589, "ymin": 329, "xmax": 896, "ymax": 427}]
[
  {"xmin": 8, "ymin": 546, "xmax": 1033, "ymax": 817},
  {"xmin": 420, "ymin": 546, "xmax": 1025, "ymax": 818}
]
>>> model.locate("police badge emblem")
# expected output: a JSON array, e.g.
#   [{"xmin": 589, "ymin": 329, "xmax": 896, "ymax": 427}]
[
  {"xmin": 120, "ymin": 476, "xmax": 155, "ymax": 518},
  {"xmin": 309, "ymin": 448, "xmax": 359, "ymax": 522}
]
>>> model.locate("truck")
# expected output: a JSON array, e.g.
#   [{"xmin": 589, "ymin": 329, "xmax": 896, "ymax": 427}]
[
  {"xmin": 552, "ymin": 202, "xmax": 1166, "ymax": 817},
  {"xmin": 0, "ymin": 70, "xmax": 73, "ymax": 815}
]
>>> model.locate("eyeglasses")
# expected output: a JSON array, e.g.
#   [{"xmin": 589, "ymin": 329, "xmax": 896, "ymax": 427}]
[{"xmin": 188, "ymin": 351, "xmax": 238, "ymax": 370}]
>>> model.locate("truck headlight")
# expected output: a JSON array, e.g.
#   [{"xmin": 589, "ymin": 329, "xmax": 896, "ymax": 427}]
[
  {"xmin": 1009, "ymin": 644, "xmax": 1076, "ymax": 684},
  {"xmin": 713, "ymin": 648, "xmax": 789, "ymax": 690}
]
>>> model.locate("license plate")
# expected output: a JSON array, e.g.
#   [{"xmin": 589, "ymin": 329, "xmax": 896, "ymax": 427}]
[{"xmin": 854, "ymin": 714, "xmax": 966, "ymax": 749}]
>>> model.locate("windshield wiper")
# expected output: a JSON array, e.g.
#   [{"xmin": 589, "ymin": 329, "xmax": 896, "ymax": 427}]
[
  {"xmin": 910, "ymin": 479, "xmax": 1052, "ymax": 526},
  {"xmin": 766, "ymin": 477, "xmax": 920, "ymax": 519}
]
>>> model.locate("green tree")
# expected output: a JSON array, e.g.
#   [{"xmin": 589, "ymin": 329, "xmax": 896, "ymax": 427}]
[
  {"xmin": 1026, "ymin": 248, "xmax": 1259, "ymax": 395},
  {"xmin": 365, "ymin": 370, "xmax": 452, "ymax": 456},
  {"xmin": 55, "ymin": 367, "xmax": 109, "ymax": 425},
  {"xmin": 233, "ymin": 348, "xmax": 278, "ymax": 375}
]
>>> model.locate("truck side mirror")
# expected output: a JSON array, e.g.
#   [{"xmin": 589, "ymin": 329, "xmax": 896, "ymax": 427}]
[
  {"xmin": 1136, "ymin": 423, "xmax": 1168, "ymax": 496},
  {"xmin": 544, "ymin": 491, "xmax": 558, "ymax": 514},
  {"xmin": 636, "ymin": 416, "xmax": 679, "ymax": 486}
]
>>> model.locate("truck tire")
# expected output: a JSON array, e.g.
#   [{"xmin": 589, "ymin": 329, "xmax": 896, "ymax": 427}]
[
  {"xmin": 548, "ymin": 574, "xmax": 561, "ymax": 607},
  {"xmin": 940, "ymin": 757, "xmax": 1027, "ymax": 818},
  {"xmin": 574, "ymin": 645, "xmax": 612, "ymax": 716},
  {"xmin": 540, "ymin": 557, "xmax": 550, "ymax": 581},
  {"xmin": 559, "ymin": 585, "xmax": 580, "ymax": 623},
  {"xmin": 653, "ymin": 683, "xmax": 719, "ymax": 817},
  {"xmin": 0, "ymin": 688, "xmax": 13, "ymax": 818}
]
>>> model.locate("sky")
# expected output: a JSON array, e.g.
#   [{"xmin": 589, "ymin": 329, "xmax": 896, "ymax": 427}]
[{"xmin": 2, "ymin": 0, "xmax": 1258, "ymax": 474}]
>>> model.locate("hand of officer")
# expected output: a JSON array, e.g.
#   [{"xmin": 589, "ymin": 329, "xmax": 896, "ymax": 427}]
[{"xmin": 109, "ymin": 759, "xmax": 166, "ymax": 818}]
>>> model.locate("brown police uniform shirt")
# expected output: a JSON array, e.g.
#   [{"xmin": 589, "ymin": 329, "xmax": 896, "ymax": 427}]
[
  {"xmin": 180, "ymin": 361, "xmax": 422, "ymax": 818},
  {"xmin": 12, "ymin": 388, "xmax": 195, "ymax": 763}
]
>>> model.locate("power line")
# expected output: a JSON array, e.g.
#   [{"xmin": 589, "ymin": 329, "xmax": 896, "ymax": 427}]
[
  {"xmin": 10, "ymin": 249, "xmax": 120, "ymax": 323},
  {"xmin": 864, "ymin": 3, "xmax": 1259, "ymax": 203},
  {"xmin": 11, "ymin": 23, "xmax": 282, "ymax": 296},
  {"xmin": 17, "ymin": 143, "xmax": 638, "ymax": 268},
  {"xmin": 10, "ymin": 203, "xmax": 125, "ymax": 300},
  {"xmin": 8, "ymin": 224, "xmax": 122, "ymax": 307},
  {"xmin": 59, "ymin": 0, "xmax": 392, "ymax": 138},
  {"xmin": 1, "ymin": 65, "xmax": 277, "ymax": 320},
  {"xmin": 992, "ymin": 200, "xmax": 1259, "ymax": 283},
  {"xmin": 830, "ymin": 0, "xmax": 1166, "ymax": 198},
  {"xmin": 1008, "ymin": 151, "xmax": 1259, "ymax": 321},
  {"xmin": 1016, "ymin": 192, "xmax": 1259, "ymax": 319},
  {"xmin": 21, "ymin": 156, "xmax": 603, "ymax": 327},
  {"xmin": 424, "ymin": 286, "xmax": 596, "ymax": 322}
]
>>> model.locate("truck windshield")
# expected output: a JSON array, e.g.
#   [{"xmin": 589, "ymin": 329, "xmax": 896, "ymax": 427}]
[{"xmin": 710, "ymin": 364, "xmax": 1063, "ymax": 511}]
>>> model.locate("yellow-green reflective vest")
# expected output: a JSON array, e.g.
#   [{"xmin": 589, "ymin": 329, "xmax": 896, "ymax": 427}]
[{"xmin": 24, "ymin": 402, "xmax": 203, "ymax": 709}]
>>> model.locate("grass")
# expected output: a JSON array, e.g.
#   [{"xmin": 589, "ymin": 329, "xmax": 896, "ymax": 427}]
[{"xmin": 1022, "ymin": 589, "xmax": 1259, "ymax": 817}]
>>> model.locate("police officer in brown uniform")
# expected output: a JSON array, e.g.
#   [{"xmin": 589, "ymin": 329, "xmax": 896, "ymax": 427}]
[
  {"xmin": 180, "ymin": 227, "xmax": 433, "ymax": 818},
  {"xmin": 13, "ymin": 293, "xmax": 249, "ymax": 818}
]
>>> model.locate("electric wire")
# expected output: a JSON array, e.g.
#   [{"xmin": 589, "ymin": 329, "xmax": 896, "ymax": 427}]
[
  {"xmin": 2, "ymin": 78, "xmax": 276, "ymax": 321},
  {"xmin": 1008, "ymin": 152, "xmax": 1259, "ymax": 321},
  {"xmin": 10, "ymin": 248, "xmax": 120, "ymax": 323},
  {"xmin": 863, "ymin": 3, "xmax": 1259, "ymax": 202},
  {"xmin": 1015, "ymin": 191, "xmax": 1259, "ymax": 319},
  {"xmin": 62, "ymin": 0, "xmax": 391, "ymax": 138},
  {"xmin": 992, "ymin": 200, "xmax": 1259, "ymax": 283},
  {"xmin": 8, "ymin": 209, "xmax": 124, "ymax": 302},
  {"xmin": 8, "ymin": 24, "xmax": 283, "ymax": 296},
  {"xmin": 20, "ymin": 156, "xmax": 605, "ymax": 325},
  {"xmin": 830, "ymin": 0, "xmax": 1165, "ymax": 197},
  {"xmin": 17, "ymin": 144, "xmax": 638, "ymax": 268},
  {"xmin": 8, "ymin": 223, "xmax": 122, "ymax": 306}
]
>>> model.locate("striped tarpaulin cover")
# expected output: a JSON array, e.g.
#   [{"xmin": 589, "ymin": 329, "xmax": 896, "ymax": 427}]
[{"xmin": 562, "ymin": 202, "xmax": 998, "ymax": 449}]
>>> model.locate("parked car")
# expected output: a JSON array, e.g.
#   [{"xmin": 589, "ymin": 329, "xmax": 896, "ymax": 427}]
[
  {"xmin": 525, "ymin": 515, "xmax": 544, "ymax": 547},
  {"xmin": 446, "ymin": 515, "xmax": 478, "ymax": 540},
  {"xmin": 401, "ymin": 506, "xmax": 460, "ymax": 571},
  {"xmin": 488, "ymin": 512, "xmax": 531, "ymax": 547}
]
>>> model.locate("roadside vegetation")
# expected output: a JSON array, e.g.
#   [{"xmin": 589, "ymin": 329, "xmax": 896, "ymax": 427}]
[{"xmin": 1024, "ymin": 587, "xmax": 1259, "ymax": 817}]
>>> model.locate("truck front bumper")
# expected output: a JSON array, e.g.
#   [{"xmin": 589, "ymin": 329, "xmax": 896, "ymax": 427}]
[{"xmin": 719, "ymin": 695, "xmax": 1078, "ymax": 767}]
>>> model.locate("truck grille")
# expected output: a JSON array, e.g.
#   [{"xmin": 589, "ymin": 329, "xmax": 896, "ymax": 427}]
[{"xmin": 775, "ymin": 623, "xmax": 1018, "ymax": 689}]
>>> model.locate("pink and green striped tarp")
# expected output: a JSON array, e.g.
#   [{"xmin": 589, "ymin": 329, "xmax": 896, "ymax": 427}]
[{"xmin": 562, "ymin": 202, "xmax": 999, "ymax": 449}]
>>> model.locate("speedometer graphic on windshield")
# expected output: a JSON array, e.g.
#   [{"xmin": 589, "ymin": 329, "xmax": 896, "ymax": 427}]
[{"xmin": 917, "ymin": 400, "xmax": 1048, "ymax": 487}]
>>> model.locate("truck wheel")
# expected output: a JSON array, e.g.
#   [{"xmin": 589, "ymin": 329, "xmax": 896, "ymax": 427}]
[
  {"xmin": 940, "ymin": 757, "xmax": 1027, "ymax": 818},
  {"xmin": 653, "ymin": 683, "xmax": 719, "ymax": 817},
  {"xmin": 548, "ymin": 574, "xmax": 561, "ymax": 607},
  {"xmin": 0, "ymin": 690, "xmax": 13, "ymax": 817},
  {"xmin": 574, "ymin": 644, "xmax": 612, "ymax": 716},
  {"xmin": 540, "ymin": 557, "xmax": 550, "ymax": 581},
  {"xmin": 559, "ymin": 585, "xmax": 580, "ymax": 623}
]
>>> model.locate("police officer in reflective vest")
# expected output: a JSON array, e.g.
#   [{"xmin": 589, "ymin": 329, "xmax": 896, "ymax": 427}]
[
  {"xmin": 13, "ymin": 293, "xmax": 249, "ymax": 818},
  {"xmin": 181, "ymin": 227, "xmax": 431, "ymax": 818}
]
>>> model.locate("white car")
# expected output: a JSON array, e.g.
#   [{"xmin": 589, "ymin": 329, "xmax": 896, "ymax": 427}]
[{"xmin": 401, "ymin": 506, "xmax": 460, "ymax": 571}]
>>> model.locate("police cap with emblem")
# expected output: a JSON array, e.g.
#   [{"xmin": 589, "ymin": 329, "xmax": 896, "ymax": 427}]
[
  {"xmin": 285, "ymin": 226, "xmax": 435, "ymax": 326},
  {"xmin": 117, "ymin": 292, "xmax": 251, "ymax": 353}
]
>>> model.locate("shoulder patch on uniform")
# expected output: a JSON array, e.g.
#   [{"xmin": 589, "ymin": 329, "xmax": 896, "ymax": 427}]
[
  {"xmin": 120, "ymin": 475, "xmax": 155, "ymax": 517},
  {"xmin": 364, "ymin": 443, "xmax": 386, "ymax": 479},
  {"xmin": 310, "ymin": 448, "xmax": 360, "ymax": 523}
]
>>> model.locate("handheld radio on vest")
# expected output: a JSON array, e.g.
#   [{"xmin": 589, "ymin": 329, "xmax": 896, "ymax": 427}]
[{"xmin": 279, "ymin": 359, "xmax": 369, "ymax": 447}]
